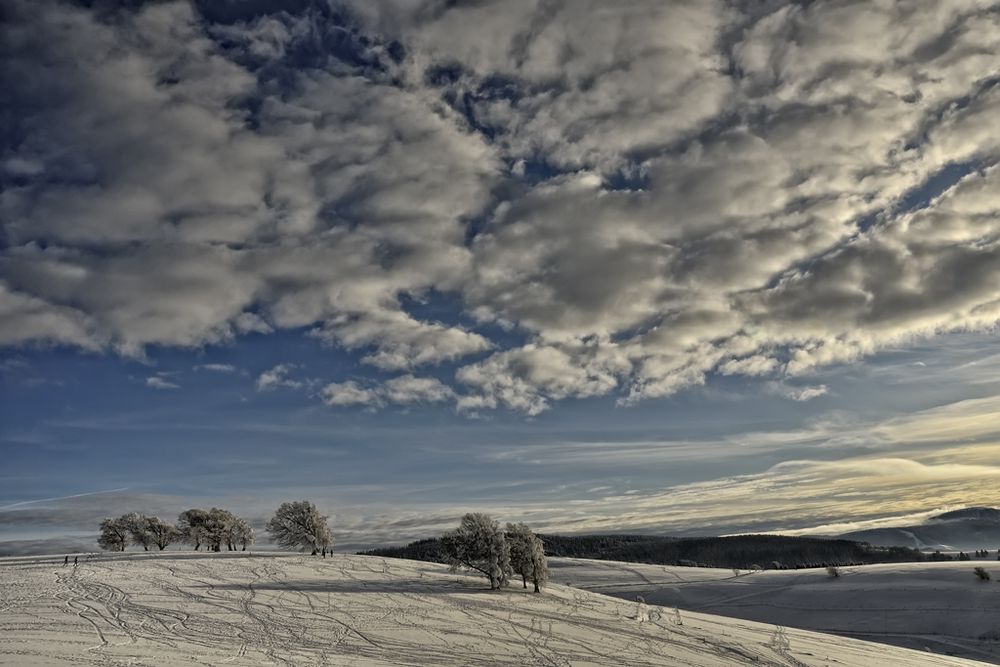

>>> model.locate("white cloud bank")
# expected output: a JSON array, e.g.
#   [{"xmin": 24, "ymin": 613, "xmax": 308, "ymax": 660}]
[{"xmin": 2, "ymin": 0, "xmax": 1000, "ymax": 413}]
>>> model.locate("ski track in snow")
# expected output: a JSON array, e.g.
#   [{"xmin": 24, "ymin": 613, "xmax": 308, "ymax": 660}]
[{"xmin": 0, "ymin": 552, "xmax": 992, "ymax": 666}]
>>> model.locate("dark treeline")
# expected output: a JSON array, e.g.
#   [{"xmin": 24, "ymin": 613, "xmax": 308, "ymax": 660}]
[{"xmin": 362, "ymin": 533, "xmax": 930, "ymax": 569}]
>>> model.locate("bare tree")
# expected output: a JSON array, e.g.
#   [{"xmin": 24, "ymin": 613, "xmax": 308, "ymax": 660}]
[
  {"xmin": 442, "ymin": 513, "xmax": 511, "ymax": 590},
  {"xmin": 98, "ymin": 516, "xmax": 130, "ymax": 552},
  {"xmin": 506, "ymin": 523, "xmax": 548, "ymax": 593},
  {"xmin": 266, "ymin": 501, "xmax": 332, "ymax": 554}
]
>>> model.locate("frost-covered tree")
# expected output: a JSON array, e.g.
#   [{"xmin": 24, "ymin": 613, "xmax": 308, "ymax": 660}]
[
  {"xmin": 123, "ymin": 512, "xmax": 154, "ymax": 551},
  {"xmin": 506, "ymin": 523, "xmax": 548, "ymax": 593},
  {"xmin": 266, "ymin": 501, "xmax": 332, "ymax": 554},
  {"xmin": 202, "ymin": 508, "xmax": 238, "ymax": 552},
  {"xmin": 177, "ymin": 508, "xmax": 251, "ymax": 551},
  {"xmin": 145, "ymin": 516, "xmax": 179, "ymax": 550},
  {"xmin": 97, "ymin": 516, "xmax": 131, "ymax": 552},
  {"xmin": 442, "ymin": 513, "xmax": 511, "ymax": 590},
  {"xmin": 226, "ymin": 517, "xmax": 255, "ymax": 551},
  {"xmin": 177, "ymin": 509, "xmax": 210, "ymax": 550}
]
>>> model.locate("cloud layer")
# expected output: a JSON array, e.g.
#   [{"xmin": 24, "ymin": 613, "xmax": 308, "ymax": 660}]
[{"xmin": 3, "ymin": 0, "xmax": 1000, "ymax": 412}]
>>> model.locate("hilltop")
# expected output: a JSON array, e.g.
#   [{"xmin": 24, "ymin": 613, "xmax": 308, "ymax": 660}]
[{"xmin": 0, "ymin": 552, "xmax": 987, "ymax": 666}]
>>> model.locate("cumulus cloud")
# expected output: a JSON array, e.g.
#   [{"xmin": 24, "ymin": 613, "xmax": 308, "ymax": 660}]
[
  {"xmin": 383, "ymin": 375, "xmax": 454, "ymax": 404},
  {"xmin": 322, "ymin": 375, "xmax": 453, "ymax": 408},
  {"xmin": 2, "ymin": 0, "xmax": 1000, "ymax": 413},
  {"xmin": 0, "ymin": 0, "xmax": 495, "ymax": 363},
  {"xmin": 310, "ymin": 310, "xmax": 491, "ymax": 371},
  {"xmin": 322, "ymin": 381, "xmax": 381, "ymax": 407},
  {"xmin": 255, "ymin": 363, "xmax": 302, "ymax": 391}
]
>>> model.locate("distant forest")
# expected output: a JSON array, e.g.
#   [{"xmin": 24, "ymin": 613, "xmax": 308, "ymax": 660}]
[{"xmin": 360, "ymin": 533, "xmax": 932, "ymax": 569}]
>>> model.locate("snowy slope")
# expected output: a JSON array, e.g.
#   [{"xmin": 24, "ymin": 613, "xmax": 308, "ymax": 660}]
[
  {"xmin": 550, "ymin": 557, "xmax": 1000, "ymax": 664},
  {"xmin": 0, "ymin": 552, "xmax": 991, "ymax": 667},
  {"xmin": 838, "ymin": 507, "xmax": 1000, "ymax": 550}
]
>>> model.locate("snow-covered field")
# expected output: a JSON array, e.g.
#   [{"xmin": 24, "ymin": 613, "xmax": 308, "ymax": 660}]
[
  {"xmin": 0, "ymin": 553, "xmax": 991, "ymax": 666},
  {"xmin": 549, "ymin": 558, "xmax": 1000, "ymax": 664}
]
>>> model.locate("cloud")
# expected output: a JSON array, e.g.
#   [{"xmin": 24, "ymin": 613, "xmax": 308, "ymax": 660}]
[
  {"xmin": 321, "ymin": 381, "xmax": 382, "ymax": 408},
  {"xmin": 383, "ymin": 375, "xmax": 454, "ymax": 404},
  {"xmin": 0, "ymin": 0, "xmax": 496, "ymax": 365},
  {"xmin": 194, "ymin": 363, "xmax": 237, "ymax": 373},
  {"xmin": 878, "ymin": 395, "xmax": 1000, "ymax": 444},
  {"xmin": 255, "ymin": 363, "xmax": 302, "ymax": 391},
  {"xmin": 146, "ymin": 376, "xmax": 180, "ymax": 390},
  {"xmin": 0, "ymin": 487, "xmax": 130, "ymax": 511},
  {"xmin": 718, "ymin": 355, "xmax": 779, "ymax": 377},
  {"xmin": 456, "ymin": 342, "xmax": 625, "ymax": 415},
  {"xmin": 2, "ymin": 0, "xmax": 1000, "ymax": 413},
  {"xmin": 766, "ymin": 383, "xmax": 829, "ymax": 402},
  {"xmin": 310, "ymin": 310, "xmax": 491, "ymax": 371},
  {"xmin": 322, "ymin": 374, "xmax": 454, "ymax": 408}
]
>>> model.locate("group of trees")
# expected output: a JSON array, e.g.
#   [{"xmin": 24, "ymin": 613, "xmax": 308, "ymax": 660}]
[
  {"xmin": 177, "ymin": 508, "xmax": 255, "ymax": 551},
  {"xmin": 441, "ymin": 513, "xmax": 548, "ymax": 592},
  {"xmin": 98, "ymin": 508, "xmax": 254, "ymax": 552},
  {"xmin": 95, "ymin": 503, "xmax": 548, "ymax": 593},
  {"xmin": 97, "ymin": 500, "xmax": 332, "ymax": 555}
]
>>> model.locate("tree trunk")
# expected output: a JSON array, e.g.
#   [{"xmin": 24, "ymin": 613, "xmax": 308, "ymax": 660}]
[
  {"xmin": 143, "ymin": 545, "xmax": 148, "ymax": 551},
  {"xmin": 533, "ymin": 577, "xmax": 540, "ymax": 593},
  {"xmin": 522, "ymin": 574, "xmax": 527, "ymax": 588}
]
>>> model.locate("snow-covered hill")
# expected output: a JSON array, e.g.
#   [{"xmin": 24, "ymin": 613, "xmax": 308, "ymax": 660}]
[
  {"xmin": 550, "ymin": 557, "xmax": 1000, "ymax": 664},
  {"xmin": 0, "ymin": 552, "xmax": 990, "ymax": 666},
  {"xmin": 838, "ymin": 507, "xmax": 1000, "ymax": 551}
]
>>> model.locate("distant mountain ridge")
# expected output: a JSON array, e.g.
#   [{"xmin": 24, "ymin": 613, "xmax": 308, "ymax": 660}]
[
  {"xmin": 931, "ymin": 506, "xmax": 1000, "ymax": 522},
  {"xmin": 837, "ymin": 507, "xmax": 1000, "ymax": 552}
]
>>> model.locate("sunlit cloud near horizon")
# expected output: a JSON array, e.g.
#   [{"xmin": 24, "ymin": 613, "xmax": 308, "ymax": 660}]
[{"xmin": 3, "ymin": 0, "xmax": 1000, "ymax": 554}]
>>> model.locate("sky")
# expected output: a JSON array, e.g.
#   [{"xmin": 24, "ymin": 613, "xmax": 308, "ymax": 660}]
[{"xmin": 2, "ymin": 0, "xmax": 1000, "ymax": 555}]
